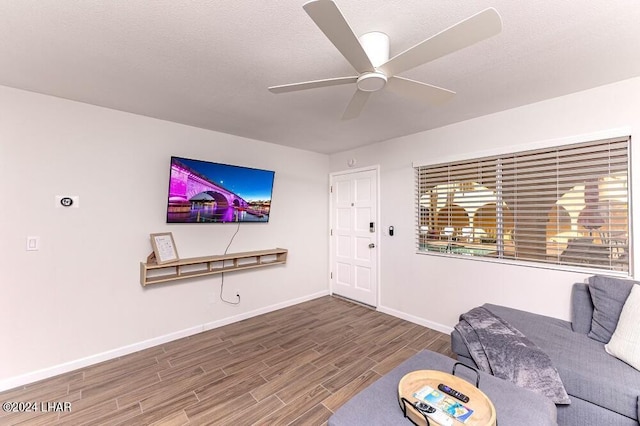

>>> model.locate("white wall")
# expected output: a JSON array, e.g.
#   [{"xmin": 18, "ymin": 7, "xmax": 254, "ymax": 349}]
[
  {"xmin": 330, "ymin": 76, "xmax": 640, "ymax": 332},
  {"xmin": 0, "ymin": 86, "xmax": 329, "ymax": 389}
]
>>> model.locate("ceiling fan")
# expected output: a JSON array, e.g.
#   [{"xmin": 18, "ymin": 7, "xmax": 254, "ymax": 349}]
[{"xmin": 268, "ymin": 0, "xmax": 502, "ymax": 119}]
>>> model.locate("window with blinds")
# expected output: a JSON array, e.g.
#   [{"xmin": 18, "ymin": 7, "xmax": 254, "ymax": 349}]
[{"xmin": 416, "ymin": 137, "xmax": 630, "ymax": 274}]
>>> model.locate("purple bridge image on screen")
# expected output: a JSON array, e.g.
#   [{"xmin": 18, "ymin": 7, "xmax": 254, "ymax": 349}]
[{"xmin": 167, "ymin": 158, "xmax": 273, "ymax": 223}]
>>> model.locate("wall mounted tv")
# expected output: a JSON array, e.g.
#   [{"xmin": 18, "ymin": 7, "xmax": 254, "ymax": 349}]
[{"xmin": 167, "ymin": 156, "xmax": 275, "ymax": 223}]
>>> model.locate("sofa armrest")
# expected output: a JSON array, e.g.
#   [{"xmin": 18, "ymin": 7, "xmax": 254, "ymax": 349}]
[{"xmin": 571, "ymin": 282, "xmax": 594, "ymax": 334}]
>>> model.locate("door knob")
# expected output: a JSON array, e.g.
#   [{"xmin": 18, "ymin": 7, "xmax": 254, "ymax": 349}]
[{"xmin": 369, "ymin": 243, "xmax": 375, "ymax": 248}]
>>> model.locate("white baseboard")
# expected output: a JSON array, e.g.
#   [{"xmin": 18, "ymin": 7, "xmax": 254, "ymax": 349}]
[
  {"xmin": 0, "ymin": 290, "xmax": 329, "ymax": 392},
  {"xmin": 377, "ymin": 304, "xmax": 454, "ymax": 335},
  {"xmin": 201, "ymin": 290, "xmax": 329, "ymax": 331}
]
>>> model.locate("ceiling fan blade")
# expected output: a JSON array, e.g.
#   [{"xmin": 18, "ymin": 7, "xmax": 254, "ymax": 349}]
[
  {"xmin": 387, "ymin": 76, "xmax": 455, "ymax": 104},
  {"xmin": 269, "ymin": 76, "xmax": 357, "ymax": 93},
  {"xmin": 378, "ymin": 8, "xmax": 502, "ymax": 76},
  {"xmin": 342, "ymin": 90, "xmax": 371, "ymax": 120},
  {"xmin": 303, "ymin": 0, "xmax": 375, "ymax": 73}
]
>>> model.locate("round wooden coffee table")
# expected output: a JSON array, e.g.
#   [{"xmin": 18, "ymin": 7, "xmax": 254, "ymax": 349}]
[{"xmin": 398, "ymin": 369, "xmax": 496, "ymax": 426}]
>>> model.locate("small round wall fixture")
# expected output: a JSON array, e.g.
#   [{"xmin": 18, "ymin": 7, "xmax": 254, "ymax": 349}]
[
  {"xmin": 347, "ymin": 158, "xmax": 357, "ymax": 167},
  {"xmin": 60, "ymin": 197, "xmax": 74, "ymax": 207}
]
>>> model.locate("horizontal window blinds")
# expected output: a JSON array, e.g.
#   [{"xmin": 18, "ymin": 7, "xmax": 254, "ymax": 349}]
[{"xmin": 416, "ymin": 137, "xmax": 630, "ymax": 273}]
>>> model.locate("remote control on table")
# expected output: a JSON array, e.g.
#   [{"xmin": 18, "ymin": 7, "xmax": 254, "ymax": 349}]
[
  {"xmin": 438, "ymin": 383, "xmax": 470, "ymax": 403},
  {"xmin": 414, "ymin": 402, "xmax": 453, "ymax": 426}
]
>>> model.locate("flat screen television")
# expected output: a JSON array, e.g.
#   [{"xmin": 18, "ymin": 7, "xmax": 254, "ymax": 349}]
[{"xmin": 166, "ymin": 156, "xmax": 275, "ymax": 223}]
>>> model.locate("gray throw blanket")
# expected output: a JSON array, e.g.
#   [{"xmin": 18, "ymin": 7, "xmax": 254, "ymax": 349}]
[{"xmin": 455, "ymin": 306, "xmax": 570, "ymax": 405}]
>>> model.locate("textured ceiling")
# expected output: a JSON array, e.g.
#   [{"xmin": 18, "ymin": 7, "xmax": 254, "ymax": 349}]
[{"xmin": 2, "ymin": 1, "xmax": 640, "ymax": 154}]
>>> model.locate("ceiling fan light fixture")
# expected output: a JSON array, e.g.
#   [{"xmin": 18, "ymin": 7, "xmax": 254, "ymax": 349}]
[{"xmin": 356, "ymin": 72, "xmax": 387, "ymax": 92}]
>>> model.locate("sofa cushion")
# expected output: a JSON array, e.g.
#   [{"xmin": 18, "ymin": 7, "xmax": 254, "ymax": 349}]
[
  {"xmin": 570, "ymin": 282, "xmax": 594, "ymax": 334},
  {"xmin": 556, "ymin": 394, "xmax": 639, "ymax": 426},
  {"xmin": 451, "ymin": 306, "xmax": 572, "ymax": 360},
  {"xmin": 484, "ymin": 303, "xmax": 640, "ymax": 421},
  {"xmin": 587, "ymin": 275, "xmax": 637, "ymax": 343},
  {"xmin": 605, "ymin": 284, "xmax": 640, "ymax": 371}
]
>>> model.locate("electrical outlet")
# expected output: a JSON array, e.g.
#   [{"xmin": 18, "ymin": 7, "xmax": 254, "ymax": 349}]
[{"xmin": 26, "ymin": 236, "xmax": 40, "ymax": 251}]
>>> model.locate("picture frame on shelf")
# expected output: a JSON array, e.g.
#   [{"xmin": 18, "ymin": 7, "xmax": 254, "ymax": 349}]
[{"xmin": 149, "ymin": 232, "xmax": 179, "ymax": 264}]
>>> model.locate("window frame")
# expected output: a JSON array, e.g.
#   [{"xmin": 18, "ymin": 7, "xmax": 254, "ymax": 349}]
[{"xmin": 415, "ymin": 135, "xmax": 632, "ymax": 276}]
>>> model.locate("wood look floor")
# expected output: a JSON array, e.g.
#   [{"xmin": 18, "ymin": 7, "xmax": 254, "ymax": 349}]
[{"xmin": 0, "ymin": 296, "xmax": 455, "ymax": 426}]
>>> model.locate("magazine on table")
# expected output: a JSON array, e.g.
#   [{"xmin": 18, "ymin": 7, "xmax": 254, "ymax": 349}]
[{"xmin": 413, "ymin": 385, "xmax": 474, "ymax": 423}]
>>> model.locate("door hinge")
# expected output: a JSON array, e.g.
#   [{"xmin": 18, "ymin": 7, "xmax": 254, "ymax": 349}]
[
  {"xmin": 330, "ymin": 229, "xmax": 333, "ymax": 236},
  {"xmin": 330, "ymin": 272, "xmax": 333, "ymax": 279},
  {"xmin": 330, "ymin": 185, "xmax": 333, "ymax": 193}
]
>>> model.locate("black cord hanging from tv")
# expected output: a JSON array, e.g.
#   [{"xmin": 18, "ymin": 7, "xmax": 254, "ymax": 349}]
[{"xmin": 220, "ymin": 222, "xmax": 241, "ymax": 305}]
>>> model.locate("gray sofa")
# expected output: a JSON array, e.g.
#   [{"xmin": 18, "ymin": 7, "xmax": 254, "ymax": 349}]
[{"xmin": 451, "ymin": 276, "xmax": 640, "ymax": 426}]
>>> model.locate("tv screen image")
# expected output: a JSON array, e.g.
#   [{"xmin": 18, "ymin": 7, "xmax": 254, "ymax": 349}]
[{"xmin": 167, "ymin": 156, "xmax": 275, "ymax": 223}]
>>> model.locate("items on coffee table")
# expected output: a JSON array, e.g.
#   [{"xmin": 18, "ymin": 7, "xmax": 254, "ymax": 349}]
[{"xmin": 398, "ymin": 369, "xmax": 496, "ymax": 426}]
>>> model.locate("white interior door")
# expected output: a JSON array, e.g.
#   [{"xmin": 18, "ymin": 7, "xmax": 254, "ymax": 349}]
[{"xmin": 330, "ymin": 168, "xmax": 378, "ymax": 307}]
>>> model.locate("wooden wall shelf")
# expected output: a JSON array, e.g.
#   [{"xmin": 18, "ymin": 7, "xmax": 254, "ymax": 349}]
[{"xmin": 140, "ymin": 248, "xmax": 288, "ymax": 286}]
